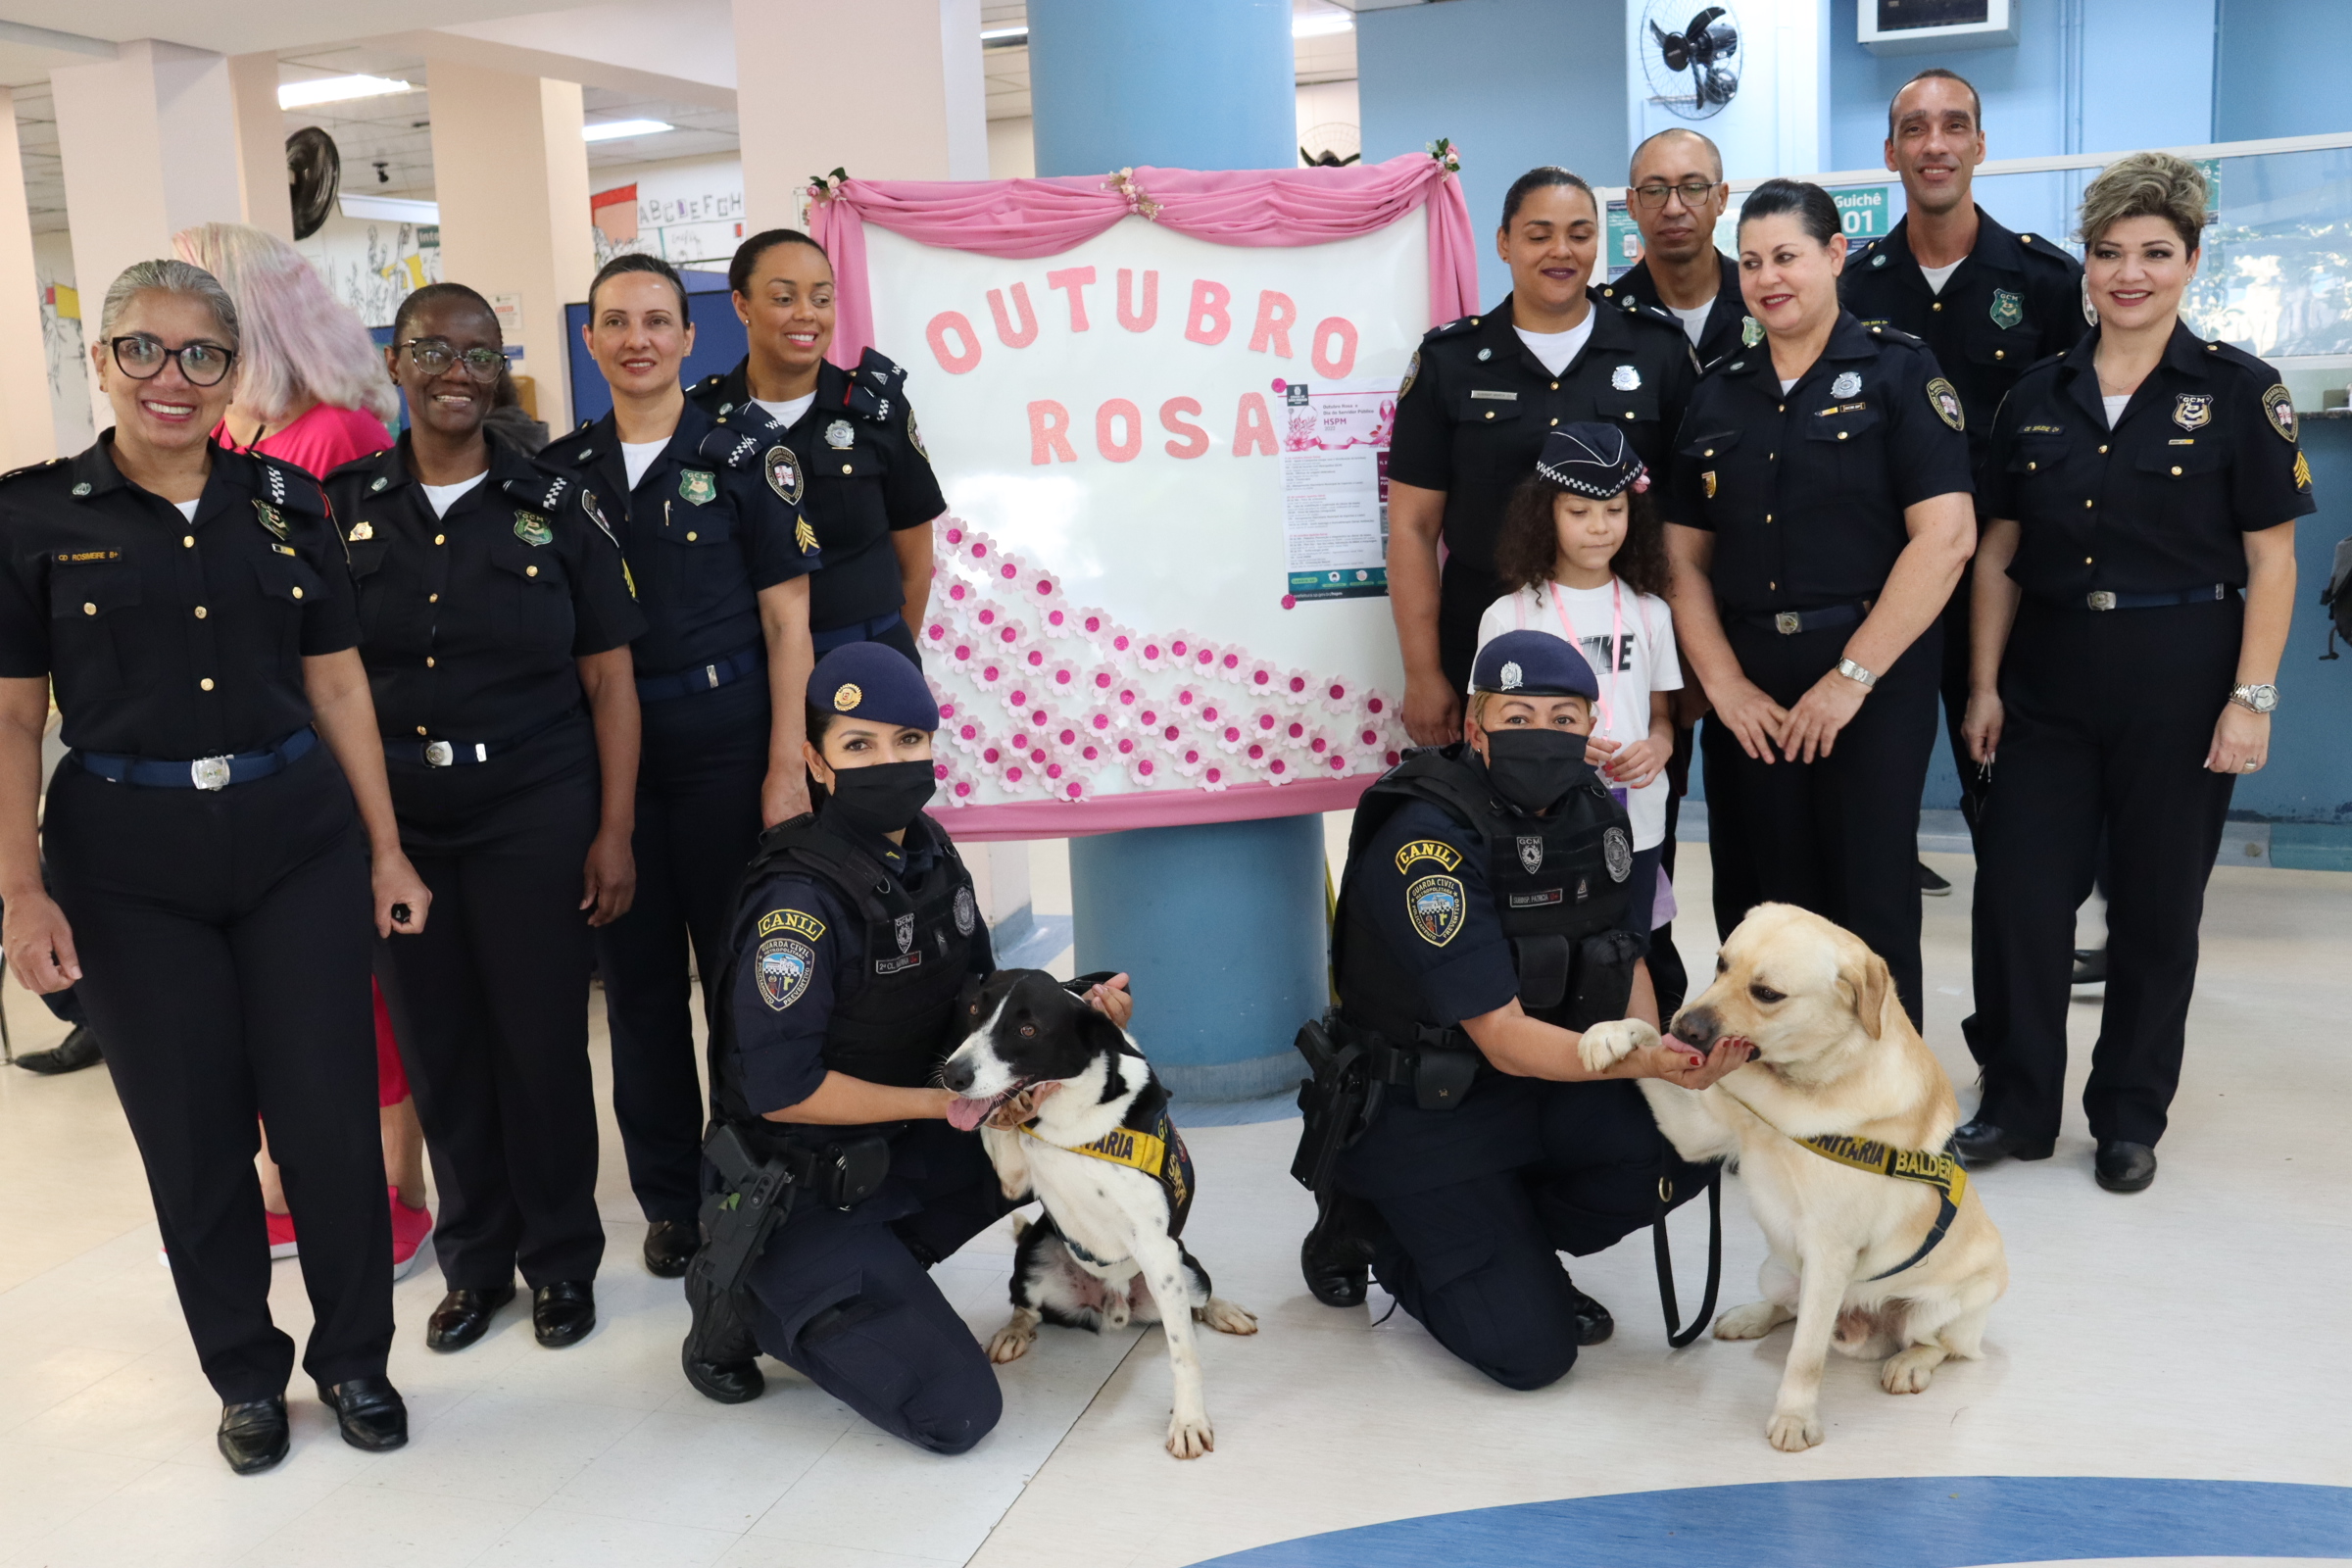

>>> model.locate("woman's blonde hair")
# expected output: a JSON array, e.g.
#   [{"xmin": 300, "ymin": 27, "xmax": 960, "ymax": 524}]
[
  {"xmin": 2078, "ymin": 152, "xmax": 2208, "ymax": 251},
  {"xmin": 172, "ymin": 221, "xmax": 398, "ymax": 426}
]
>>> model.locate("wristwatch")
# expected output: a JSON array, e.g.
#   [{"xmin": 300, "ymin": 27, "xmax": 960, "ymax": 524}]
[
  {"xmin": 1836, "ymin": 658, "xmax": 1879, "ymax": 690},
  {"xmin": 2230, "ymin": 682, "xmax": 2278, "ymax": 713}
]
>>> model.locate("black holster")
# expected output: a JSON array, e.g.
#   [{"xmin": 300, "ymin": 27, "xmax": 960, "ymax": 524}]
[{"xmin": 683, "ymin": 1122, "xmax": 800, "ymax": 1368}]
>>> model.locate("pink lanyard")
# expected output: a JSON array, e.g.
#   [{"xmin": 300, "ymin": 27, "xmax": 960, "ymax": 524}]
[{"xmin": 1527, "ymin": 579, "xmax": 1625, "ymax": 735}]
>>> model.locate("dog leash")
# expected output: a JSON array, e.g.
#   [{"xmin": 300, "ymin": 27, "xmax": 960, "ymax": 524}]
[{"xmin": 1650, "ymin": 1159, "xmax": 1722, "ymax": 1348}]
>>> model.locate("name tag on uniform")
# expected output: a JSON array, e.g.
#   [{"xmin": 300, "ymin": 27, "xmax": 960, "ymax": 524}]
[
  {"xmin": 1468, "ymin": 389, "xmax": 1518, "ymax": 401},
  {"xmin": 1508, "ymin": 888, "xmax": 1565, "ymax": 908}
]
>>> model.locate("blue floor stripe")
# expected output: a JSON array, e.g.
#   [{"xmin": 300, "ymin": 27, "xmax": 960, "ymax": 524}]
[{"xmin": 1190, "ymin": 1477, "xmax": 2352, "ymax": 1567}]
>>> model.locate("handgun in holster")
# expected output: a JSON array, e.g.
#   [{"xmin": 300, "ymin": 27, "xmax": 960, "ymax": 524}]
[
  {"xmin": 1291, "ymin": 1010, "xmax": 1388, "ymax": 1270},
  {"xmin": 681, "ymin": 1121, "xmax": 800, "ymax": 1368}
]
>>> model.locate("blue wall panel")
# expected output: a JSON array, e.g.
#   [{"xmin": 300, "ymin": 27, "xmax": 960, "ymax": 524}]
[
  {"xmin": 2217, "ymin": 0, "xmax": 2352, "ymax": 140},
  {"xmin": 1028, "ymin": 0, "xmax": 1297, "ymax": 178}
]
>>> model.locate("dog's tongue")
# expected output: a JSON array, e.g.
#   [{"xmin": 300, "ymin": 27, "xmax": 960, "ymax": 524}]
[{"xmin": 945, "ymin": 1093, "xmax": 1003, "ymax": 1133}]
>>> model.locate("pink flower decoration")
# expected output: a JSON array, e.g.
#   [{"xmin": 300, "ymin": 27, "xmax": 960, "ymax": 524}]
[
  {"xmin": 1127, "ymin": 754, "xmax": 1159, "ymax": 786},
  {"xmin": 1114, "ymin": 736, "xmax": 1137, "ymax": 757},
  {"xmin": 925, "ymin": 621, "xmax": 949, "ymax": 644},
  {"xmin": 1063, "ymin": 780, "xmax": 1085, "ymax": 801},
  {"xmin": 1171, "ymin": 744, "xmax": 1207, "ymax": 779},
  {"xmin": 1089, "ymin": 712, "xmax": 1112, "ymax": 732},
  {"xmin": 946, "ymin": 582, "xmax": 969, "ymax": 605},
  {"xmin": 1200, "ymin": 764, "xmax": 1229, "ymax": 792},
  {"xmin": 1043, "ymin": 607, "xmax": 1071, "ymax": 636},
  {"xmin": 1266, "ymin": 757, "xmax": 1293, "ymax": 783},
  {"xmin": 1136, "ymin": 639, "xmax": 1168, "ymax": 672},
  {"xmin": 998, "ymin": 562, "xmax": 1019, "ymax": 583},
  {"xmin": 951, "ymin": 643, "xmax": 973, "ymax": 664},
  {"xmin": 1245, "ymin": 659, "xmax": 1279, "ymax": 694},
  {"xmin": 1326, "ymin": 680, "xmax": 1348, "ymax": 705},
  {"xmin": 944, "ymin": 526, "xmax": 964, "ymax": 546},
  {"xmin": 1044, "ymin": 661, "xmax": 1079, "ymax": 695},
  {"xmin": 1023, "ymin": 648, "xmax": 1047, "ymax": 668},
  {"xmin": 1281, "ymin": 669, "xmax": 1314, "ymax": 705},
  {"xmin": 972, "ymin": 661, "xmax": 1005, "ymax": 691},
  {"xmin": 1026, "ymin": 567, "xmax": 1060, "ymax": 601}
]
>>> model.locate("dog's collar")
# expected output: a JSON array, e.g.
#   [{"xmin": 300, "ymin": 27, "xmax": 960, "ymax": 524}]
[{"xmin": 1795, "ymin": 1133, "xmax": 1968, "ymax": 1281}]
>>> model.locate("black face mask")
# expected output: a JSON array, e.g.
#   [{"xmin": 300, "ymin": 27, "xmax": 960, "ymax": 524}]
[
  {"xmin": 1479, "ymin": 727, "xmax": 1592, "ymax": 814},
  {"xmin": 823, "ymin": 760, "xmax": 938, "ymax": 837}
]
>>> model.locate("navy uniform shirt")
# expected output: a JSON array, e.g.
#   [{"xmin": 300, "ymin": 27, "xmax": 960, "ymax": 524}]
[
  {"xmin": 723, "ymin": 810, "xmax": 997, "ymax": 1117},
  {"xmin": 1980, "ymin": 321, "xmax": 2317, "ymax": 603},
  {"xmin": 0, "ymin": 437, "xmax": 358, "ymax": 758},
  {"xmin": 691, "ymin": 350, "xmax": 948, "ymax": 635},
  {"xmin": 1840, "ymin": 209, "xmax": 2086, "ymax": 469},
  {"xmin": 1663, "ymin": 314, "xmax": 1976, "ymax": 619},
  {"xmin": 1609, "ymin": 252, "xmax": 1752, "ymax": 369},
  {"xmin": 540, "ymin": 397, "xmax": 819, "ymax": 681},
  {"xmin": 324, "ymin": 437, "xmax": 645, "ymax": 744},
  {"xmin": 1388, "ymin": 292, "xmax": 1698, "ymax": 671}
]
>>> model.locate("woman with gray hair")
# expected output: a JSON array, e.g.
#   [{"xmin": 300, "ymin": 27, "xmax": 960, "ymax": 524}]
[
  {"xmin": 1958, "ymin": 153, "xmax": 2312, "ymax": 1193},
  {"xmin": 0, "ymin": 259, "xmax": 431, "ymax": 1473}
]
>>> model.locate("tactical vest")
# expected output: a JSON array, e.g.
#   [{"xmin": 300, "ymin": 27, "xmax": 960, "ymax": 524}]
[
  {"xmin": 1335, "ymin": 745, "xmax": 1640, "ymax": 1047},
  {"xmin": 709, "ymin": 809, "xmax": 981, "ymax": 1128}
]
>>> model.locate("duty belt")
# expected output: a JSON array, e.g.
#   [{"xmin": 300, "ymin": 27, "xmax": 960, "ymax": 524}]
[
  {"xmin": 2054, "ymin": 584, "xmax": 2233, "ymax": 612},
  {"xmin": 1741, "ymin": 599, "xmax": 1873, "ymax": 636},
  {"xmin": 636, "ymin": 642, "xmax": 763, "ymax": 704},
  {"xmin": 810, "ymin": 612, "xmax": 907, "ymax": 656},
  {"xmin": 76, "ymin": 725, "xmax": 318, "ymax": 792},
  {"xmin": 388, "ymin": 706, "xmax": 581, "ymax": 768}
]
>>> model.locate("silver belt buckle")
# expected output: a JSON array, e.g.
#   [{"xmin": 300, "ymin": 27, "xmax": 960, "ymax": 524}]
[
  {"xmin": 2086, "ymin": 591, "xmax": 2117, "ymax": 612},
  {"xmin": 1774, "ymin": 612, "xmax": 1802, "ymax": 635},
  {"xmin": 424, "ymin": 740, "xmax": 456, "ymax": 767},
  {"xmin": 705, "ymin": 663, "xmax": 721, "ymax": 688},
  {"xmin": 190, "ymin": 756, "xmax": 232, "ymax": 791}
]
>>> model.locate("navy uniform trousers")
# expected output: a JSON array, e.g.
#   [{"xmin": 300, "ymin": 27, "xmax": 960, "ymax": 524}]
[
  {"xmin": 1965, "ymin": 599, "xmax": 2241, "ymax": 1147},
  {"xmin": 374, "ymin": 718, "xmax": 607, "ymax": 1290},
  {"xmin": 597, "ymin": 674, "xmax": 771, "ymax": 1226},
  {"xmin": 740, "ymin": 1122, "xmax": 1006, "ymax": 1454},
  {"xmin": 43, "ymin": 747, "xmax": 392, "ymax": 1401},
  {"xmin": 1703, "ymin": 619, "xmax": 1941, "ymax": 1027},
  {"xmin": 1350, "ymin": 1077, "xmax": 1705, "ymax": 1392}
]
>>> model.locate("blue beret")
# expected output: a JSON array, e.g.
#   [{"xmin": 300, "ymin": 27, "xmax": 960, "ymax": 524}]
[
  {"xmin": 811, "ymin": 642, "xmax": 938, "ymax": 730},
  {"xmin": 1471, "ymin": 629, "xmax": 1598, "ymax": 701},
  {"xmin": 1535, "ymin": 422, "xmax": 1649, "ymax": 499}
]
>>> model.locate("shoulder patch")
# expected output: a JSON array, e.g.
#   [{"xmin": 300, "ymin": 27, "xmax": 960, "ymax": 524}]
[
  {"xmin": 1406, "ymin": 874, "xmax": 1467, "ymax": 947},
  {"xmin": 1395, "ymin": 837, "xmax": 1464, "ymax": 875},
  {"xmin": 1399, "ymin": 348, "xmax": 1421, "ymax": 399},
  {"xmin": 1421, "ymin": 315, "xmax": 1481, "ymax": 344},
  {"xmin": 756, "ymin": 935, "xmax": 816, "ymax": 1010},
  {"xmin": 1926, "ymin": 377, "xmax": 1966, "ymax": 431},
  {"xmin": 758, "ymin": 907, "xmax": 826, "ymax": 943},
  {"xmin": 2260, "ymin": 384, "xmax": 2298, "ymax": 444}
]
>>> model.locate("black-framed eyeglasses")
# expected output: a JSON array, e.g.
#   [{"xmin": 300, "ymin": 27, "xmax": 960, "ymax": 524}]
[
  {"xmin": 396, "ymin": 338, "xmax": 506, "ymax": 381},
  {"xmin": 1632, "ymin": 178, "xmax": 1722, "ymax": 211},
  {"xmin": 110, "ymin": 334, "xmax": 235, "ymax": 387}
]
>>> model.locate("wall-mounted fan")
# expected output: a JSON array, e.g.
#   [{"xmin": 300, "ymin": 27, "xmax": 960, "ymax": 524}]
[
  {"xmin": 1642, "ymin": 2, "xmax": 1740, "ymax": 121},
  {"xmin": 286, "ymin": 126, "xmax": 342, "ymax": 240}
]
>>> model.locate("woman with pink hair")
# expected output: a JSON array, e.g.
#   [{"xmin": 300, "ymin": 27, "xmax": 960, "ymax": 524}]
[{"xmin": 171, "ymin": 221, "xmax": 431, "ymax": 1280}]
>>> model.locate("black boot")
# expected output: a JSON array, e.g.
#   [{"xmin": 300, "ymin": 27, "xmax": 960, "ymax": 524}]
[
  {"xmin": 1300, "ymin": 1193, "xmax": 1380, "ymax": 1308},
  {"xmin": 681, "ymin": 1252, "xmax": 765, "ymax": 1402},
  {"xmin": 643, "ymin": 1219, "xmax": 698, "ymax": 1279},
  {"xmin": 1567, "ymin": 1280, "xmax": 1614, "ymax": 1346}
]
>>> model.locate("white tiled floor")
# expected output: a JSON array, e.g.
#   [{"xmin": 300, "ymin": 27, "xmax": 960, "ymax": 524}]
[{"xmin": 2, "ymin": 836, "xmax": 2347, "ymax": 1566}]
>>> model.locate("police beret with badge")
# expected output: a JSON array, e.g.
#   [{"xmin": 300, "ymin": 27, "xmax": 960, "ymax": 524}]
[
  {"xmin": 813, "ymin": 641, "xmax": 939, "ymax": 731},
  {"xmin": 1536, "ymin": 423, "xmax": 1651, "ymax": 499},
  {"xmin": 1471, "ymin": 627, "xmax": 1600, "ymax": 702}
]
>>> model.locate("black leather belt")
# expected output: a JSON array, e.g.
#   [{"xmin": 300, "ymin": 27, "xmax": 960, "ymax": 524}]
[
  {"xmin": 1740, "ymin": 600, "xmax": 1872, "ymax": 636},
  {"xmin": 810, "ymin": 612, "xmax": 905, "ymax": 655},
  {"xmin": 2046, "ymin": 584, "xmax": 2234, "ymax": 612},
  {"xmin": 388, "ymin": 707, "xmax": 580, "ymax": 768},
  {"xmin": 636, "ymin": 642, "xmax": 763, "ymax": 703},
  {"xmin": 77, "ymin": 726, "xmax": 318, "ymax": 791}
]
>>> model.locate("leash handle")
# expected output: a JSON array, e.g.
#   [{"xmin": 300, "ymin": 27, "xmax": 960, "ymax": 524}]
[{"xmin": 1653, "ymin": 1165, "xmax": 1724, "ymax": 1349}]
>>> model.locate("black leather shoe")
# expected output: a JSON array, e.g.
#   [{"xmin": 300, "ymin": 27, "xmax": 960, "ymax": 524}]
[
  {"xmin": 2072, "ymin": 948, "xmax": 2109, "ymax": 987},
  {"xmin": 684, "ymin": 1344, "xmax": 765, "ymax": 1403},
  {"xmin": 425, "ymin": 1283, "xmax": 515, "ymax": 1352},
  {"xmin": 317, "ymin": 1376, "xmax": 408, "ymax": 1452},
  {"xmin": 532, "ymin": 1280, "xmax": 596, "ymax": 1348},
  {"xmin": 643, "ymin": 1220, "xmax": 698, "ymax": 1279},
  {"xmin": 15, "ymin": 1025, "xmax": 103, "ymax": 1074},
  {"xmin": 1918, "ymin": 861, "xmax": 1952, "ymax": 896},
  {"xmin": 1952, "ymin": 1119, "xmax": 2055, "ymax": 1166},
  {"xmin": 217, "ymin": 1396, "xmax": 288, "ymax": 1475},
  {"xmin": 1568, "ymin": 1281, "xmax": 1614, "ymax": 1347},
  {"xmin": 2095, "ymin": 1140, "xmax": 2158, "ymax": 1193}
]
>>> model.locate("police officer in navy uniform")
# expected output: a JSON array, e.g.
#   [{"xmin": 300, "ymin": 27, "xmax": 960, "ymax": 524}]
[
  {"xmin": 1389, "ymin": 167, "xmax": 1697, "ymax": 746},
  {"xmin": 1661, "ymin": 180, "xmax": 1977, "ymax": 1030},
  {"xmin": 1611, "ymin": 128, "xmax": 1748, "ymax": 370},
  {"xmin": 1301, "ymin": 631, "xmax": 1747, "ymax": 1390},
  {"xmin": 543, "ymin": 253, "xmax": 821, "ymax": 1280},
  {"xmin": 1840, "ymin": 69, "xmax": 2086, "ymax": 852},
  {"xmin": 0, "ymin": 261, "xmax": 426, "ymax": 1472},
  {"xmin": 1957, "ymin": 154, "xmax": 2311, "ymax": 1194},
  {"xmin": 690, "ymin": 229, "xmax": 947, "ymax": 666},
  {"xmin": 326, "ymin": 282, "xmax": 647, "ymax": 1352},
  {"xmin": 679, "ymin": 643, "xmax": 1133, "ymax": 1451}
]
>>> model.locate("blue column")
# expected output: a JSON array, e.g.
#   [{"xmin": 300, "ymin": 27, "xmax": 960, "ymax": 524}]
[{"xmin": 1030, "ymin": 0, "xmax": 1319, "ymax": 1101}]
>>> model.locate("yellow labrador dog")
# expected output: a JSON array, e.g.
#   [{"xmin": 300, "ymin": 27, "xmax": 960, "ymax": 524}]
[{"xmin": 1581, "ymin": 904, "xmax": 2006, "ymax": 1452}]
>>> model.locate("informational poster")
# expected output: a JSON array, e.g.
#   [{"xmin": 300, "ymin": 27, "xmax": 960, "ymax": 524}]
[{"xmin": 1279, "ymin": 378, "xmax": 1395, "ymax": 602}]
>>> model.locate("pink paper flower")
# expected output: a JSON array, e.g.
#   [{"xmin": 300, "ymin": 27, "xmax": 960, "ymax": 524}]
[
  {"xmin": 1280, "ymin": 668, "xmax": 1315, "ymax": 705},
  {"xmin": 1026, "ymin": 567, "xmax": 1060, "ymax": 603},
  {"xmin": 971, "ymin": 660, "xmax": 1006, "ymax": 691},
  {"xmin": 1126, "ymin": 753, "xmax": 1161, "ymax": 787},
  {"xmin": 1041, "ymin": 606, "xmax": 1072, "ymax": 637},
  {"xmin": 1244, "ymin": 659, "xmax": 1280, "ymax": 696},
  {"xmin": 1136, "ymin": 638, "xmax": 1169, "ymax": 672}
]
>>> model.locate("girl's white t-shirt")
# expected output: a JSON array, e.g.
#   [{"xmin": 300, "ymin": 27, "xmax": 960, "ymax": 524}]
[{"xmin": 1474, "ymin": 578, "xmax": 1684, "ymax": 852}]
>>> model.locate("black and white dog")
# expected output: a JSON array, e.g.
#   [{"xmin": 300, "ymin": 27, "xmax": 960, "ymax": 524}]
[{"xmin": 940, "ymin": 969, "xmax": 1257, "ymax": 1458}]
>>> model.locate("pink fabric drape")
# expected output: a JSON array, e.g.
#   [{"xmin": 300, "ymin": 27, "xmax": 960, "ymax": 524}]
[{"xmin": 807, "ymin": 153, "xmax": 1480, "ymax": 368}]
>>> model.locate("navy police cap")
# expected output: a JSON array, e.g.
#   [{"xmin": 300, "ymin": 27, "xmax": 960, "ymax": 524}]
[
  {"xmin": 1471, "ymin": 629, "xmax": 1599, "ymax": 701},
  {"xmin": 811, "ymin": 642, "xmax": 939, "ymax": 731},
  {"xmin": 1535, "ymin": 421, "xmax": 1649, "ymax": 499}
]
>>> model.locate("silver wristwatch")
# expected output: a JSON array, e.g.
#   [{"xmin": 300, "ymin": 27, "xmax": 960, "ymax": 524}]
[
  {"xmin": 1836, "ymin": 658, "xmax": 1879, "ymax": 690},
  {"xmin": 2230, "ymin": 682, "xmax": 2278, "ymax": 713}
]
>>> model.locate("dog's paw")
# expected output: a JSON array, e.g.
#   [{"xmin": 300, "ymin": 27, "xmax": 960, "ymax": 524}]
[
  {"xmin": 1197, "ymin": 1297, "xmax": 1259, "ymax": 1336},
  {"xmin": 1578, "ymin": 1017, "xmax": 1659, "ymax": 1075},
  {"xmin": 987, "ymin": 1310, "xmax": 1039, "ymax": 1364},
  {"xmin": 1766, "ymin": 1407, "xmax": 1824, "ymax": 1451},
  {"xmin": 1102, "ymin": 1295, "xmax": 1131, "ymax": 1331},
  {"xmin": 1879, "ymin": 1345, "xmax": 1946, "ymax": 1395},
  {"xmin": 1714, "ymin": 1300, "xmax": 1793, "ymax": 1341},
  {"xmin": 1166, "ymin": 1412, "xmax": 1215, "ymax": 1459}
]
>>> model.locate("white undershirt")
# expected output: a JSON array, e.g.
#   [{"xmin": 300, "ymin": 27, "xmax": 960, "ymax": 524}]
[
  {"xmin": 622, "ymin": 439, "xmax": 669, "ymax": 491},
  {"xmin": 1920, "ymin": 260, "xmax": 1963, "ymax": 296},
  {"xmin": 754, "ymin": 393, "xmax": 818, "ymax": 430},
  {"xmin": 173, "ymin": 500, "xmax": 199, "ymax": 522},
  {"xmin": 1669, "ymin": 302, "xmax": 1711, "ymax": 347},
  {"xmin": 420, "ymin": 472, "xmax": 489, "ymax": 518},
  {"xmin": 1515, "ymin": 313, "xmax": 1597, "ymax": 377},
  {"xmin": 1780, "ymin": 377, "xmax": 1799, "ymax": 394},
  {"xmin": 2102, "ymin": 393, "xmax": 2131, "ymax": 427}
]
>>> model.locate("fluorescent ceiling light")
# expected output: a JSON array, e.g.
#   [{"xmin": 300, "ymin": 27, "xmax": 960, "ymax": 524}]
[
  {"xmin": 278, "ymin": 74, "xmax": 415, "ymax": 110},
  {"xmin": 340, "ymin": 194, "xmax": 439, "ymax": 223},
  {"xmin": 981, "ymin": 24, "xmax": 1027, "ymax": 40},
  {"xmin": 1294, "ymin": 12, "xmax": 1354, "ymax": 37},
  {"xmin": 582, "ymin": 119, "xmax": 672, "ymax": 142}
]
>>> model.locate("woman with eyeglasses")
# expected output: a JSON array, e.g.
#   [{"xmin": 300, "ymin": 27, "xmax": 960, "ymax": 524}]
[
  {"xmin": 0, "ymin": 260, "xmax": 430, "ymax": 1473},
  {"xmin": 322, "ymin": 283, "xmax": 645, "ymax": 1352},
  {"xmin": 1388, "ymin": 166, "xmax": 1699, "ymax": 746},
  {"xmin": 541, "ymin": 254, "xmax": 821, "ymax": 1281}
]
